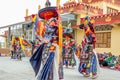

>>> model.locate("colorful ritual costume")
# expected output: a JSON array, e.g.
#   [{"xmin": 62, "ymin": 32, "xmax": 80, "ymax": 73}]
[
  {"xmin": 62, "ymin": 27, "xmax": 76, "ymax": 67},
  {"xmin": 78, "ymin": 16, "xmax": 100, "ymax": 78},
  {"xmin": 11, "ymin": 35, "xmax": 28, "ymax": 60},
  {"xmin": 30, "ymin": 1, "xmax": 63, "ymax": 80}
]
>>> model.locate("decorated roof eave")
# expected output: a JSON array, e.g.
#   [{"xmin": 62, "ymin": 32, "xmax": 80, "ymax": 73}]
[
  {"xmin": 80, "ymin": 12, "xmax": 120, "ymax": 26},
  {"xmin": 82, "ymin": 0, "xmax": 120, "ymax": 6},
  {"xmin": 71, "ymin": 12, "xmax": 120, "ymax": 29},
  {"xmin": 59, "ymin": 2, "xmax": 103, "ymax": 15},
  {"xmin": 73, "ymin": 20, "xmax": 120, "ymax": 29},
  {"xmin": 24, "ymin": 1, "xmax": 103, "ymax": 20},
  {"xmin": 94, "ymin": 21, "xmax": 120, "ymax": 26}
]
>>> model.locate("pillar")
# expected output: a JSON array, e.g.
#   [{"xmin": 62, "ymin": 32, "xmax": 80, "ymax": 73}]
[
  {"xmin": 38, "ymin": 5, "xmax": 41, "ymax": 11},
  {"xmin": 7, "ymin": 27, "xmax": 11, "ymax": 48},
  {"xmin": 26, "ymin": 9, "xmax": 28, "ymax": 17},
  {"xmin": 77, "ymin": 14, "xmax": 80, "ymax": 25}
]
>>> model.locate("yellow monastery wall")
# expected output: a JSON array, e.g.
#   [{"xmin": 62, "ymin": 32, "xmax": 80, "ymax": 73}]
[
  {"xmin": 110, "ymin": 26, "xmax": 120, "ymax": 55},
  {"xmin": 80, "ymin": 14, "xmax": 88, "ymax": 18},
  {"xmin": 74, "ymin": 29, "xmax": 84, "ymax": 45},
  {"xmin": 111, "ymin": 26, "xmax": 120, "ymax": 55}
]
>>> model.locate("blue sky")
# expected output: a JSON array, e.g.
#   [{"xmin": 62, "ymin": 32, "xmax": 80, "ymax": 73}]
[{"xmin": 0, "ymin": 0, "xmax": 69, "ymax": 27}]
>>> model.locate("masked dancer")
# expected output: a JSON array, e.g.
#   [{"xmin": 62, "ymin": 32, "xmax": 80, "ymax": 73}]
[
  {"xmin": 30, "ymin": 0, "xmax": 63, "ymax": 80},
  {"xmin": 62, "ymin": 27, "xmax": 76, "ymax": 68},
  {"xmin": 78, "ymin": 16, "xmax": 100, "ymax": 79}
]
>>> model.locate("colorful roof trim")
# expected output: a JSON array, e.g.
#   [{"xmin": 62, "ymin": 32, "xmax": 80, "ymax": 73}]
[
  {"xmin": 82, "ymin": 0, "xmax": 120, "ymax": 6},
  {"xmin": 59, "ymin": 2, "xmax": 103, "ymax": 14},
  {"xmin": 81, "ymin": 12, "xmax": 120, "ymax": 25}
]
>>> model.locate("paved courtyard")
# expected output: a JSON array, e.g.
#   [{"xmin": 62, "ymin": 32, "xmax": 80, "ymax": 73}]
[{"xmin": 0, "ymin": 57, "xmax": 120, "ymax": 80}]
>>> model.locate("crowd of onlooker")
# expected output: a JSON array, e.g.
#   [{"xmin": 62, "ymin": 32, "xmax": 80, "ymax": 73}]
[{"xmin": 98, "ymin": 52, "xmax": 120, "ymax": 71}]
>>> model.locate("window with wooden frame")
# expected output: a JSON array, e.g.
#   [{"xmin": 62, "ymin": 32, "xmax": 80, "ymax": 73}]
[{"xmin": 95, "ymin": 32, "xmax": 111, "ymax": 48}]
